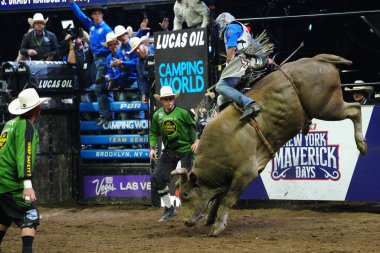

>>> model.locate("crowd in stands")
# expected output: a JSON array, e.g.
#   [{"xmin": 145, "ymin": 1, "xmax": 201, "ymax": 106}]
[
  {"xmin": 15, "ymin": 1, "xmax": 380, "ymax": 129},
  {"xmin": 17, "ymin": 0, "xmax": 212, "ymax": 126}
]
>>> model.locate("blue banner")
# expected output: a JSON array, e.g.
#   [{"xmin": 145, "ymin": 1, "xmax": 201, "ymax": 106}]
[
  {"xmin": 81, "ymin": 134, "xmax": 148, "ymax": 144},
  {"xmin": 80, "ymin": 101, "xmax": 148, "ymax": 112},
  {"xmin": 80, "ymin": 149, "xmax": 149, "ymax": 159},
  {"xmin": 0, "ymin": 0, "xmax": 168, "ymax": 11},
  {"xmin": 80, "ymin": 119, "xmax": 149, "ymax": 130}
]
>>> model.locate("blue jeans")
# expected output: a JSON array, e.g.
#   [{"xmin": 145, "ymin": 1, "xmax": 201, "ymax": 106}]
[
  {"xmin": 215, "ymin": 77, "xmax": 253, "ymax": 109},
  {"xmin": 94, "ymin": 56, "xmax": 111, "ymax": 120},
  {"xmin": 87, "ymin": 84, "xmax": 114, "ymax": 120},
  {"xmin": 87, "ymin": 84, "xmax": 114, "ymax": 103}
]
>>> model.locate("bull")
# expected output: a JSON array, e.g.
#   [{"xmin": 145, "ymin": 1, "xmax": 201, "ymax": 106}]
[{"xmin": 171, "ymin": 54, "xmax": 367, "ymax": 236}]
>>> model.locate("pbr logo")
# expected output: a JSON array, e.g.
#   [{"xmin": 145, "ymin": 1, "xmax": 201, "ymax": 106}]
[{"xmin": 271, "ymin": 131, "xmax": 340, "ymax": 181}]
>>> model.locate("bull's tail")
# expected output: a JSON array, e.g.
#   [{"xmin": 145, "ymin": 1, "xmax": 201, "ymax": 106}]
[{"xmin": 313, "ymin": 54, "xmax": 352, "ymax": 65}]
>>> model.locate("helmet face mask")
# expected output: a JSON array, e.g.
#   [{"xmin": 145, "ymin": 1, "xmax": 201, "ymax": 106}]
[{"xmin": 214, "ymin": 12, "xmax": 236, "ymax": 40}]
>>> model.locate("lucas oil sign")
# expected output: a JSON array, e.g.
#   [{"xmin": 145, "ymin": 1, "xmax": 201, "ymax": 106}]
[
  {"xmin": 18, "ymin": 61, "xmax": 76, "ymax": 91},
  {"xmin": 154, "ymin": 28, "xmax": 208, "ymax": 109}
]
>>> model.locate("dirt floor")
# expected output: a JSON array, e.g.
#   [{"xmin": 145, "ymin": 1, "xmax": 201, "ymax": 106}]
[{"xmin": 2, "ymin": 202, "xmax": 380, "ymax": 253}]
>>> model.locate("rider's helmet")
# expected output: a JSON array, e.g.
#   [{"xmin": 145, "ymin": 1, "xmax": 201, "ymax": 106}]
[{"xmin": 214, "ymin": 12, "xmax": 236, "ymax": 40}]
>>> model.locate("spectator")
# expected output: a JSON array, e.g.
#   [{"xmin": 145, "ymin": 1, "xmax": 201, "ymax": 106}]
[
  {"xmin": 102, "ymin": 32, "xmax": 142, "ymax": 120},
  {"xmin": 213, "ymin": 12, "xmax": 274, "ymax": 121},
  {"xmin": 129, "ymin": 18, "xmax": 171, "ymax": 100},
  {"xmin": 69, "ymin": 0, "xmax": 113, "ymax": 126},
  {"xmin": 66, "ymin": 30, "xmax": 95, "ymax": 90},
  {"xmin": 173, "ymin": 0, "xmax": 210, "ymax": 30},
  {"xmin": 149, "ymin": 86, "xmax": 200, "ymax": 222},
  {"xmin": 127, "ymin": 35, "xmax": 155, "ymax": 102},
  {"xmin": 345, "ymin": 80, "xmax": 377, "ymax": 105},
  {"xmin": 16, "ymin": 27, "xmax": 34, "ymax": 61},
  {"xmin": 114, "ymin": 21, "xmax": 148, "ymax": 97},
  {"xmin": 65, "ymin": 30, "xmax": 102, "ymax": 120},
  {"xmin": 19, "ymin": 13, "xmax": 60, "ymax": 61},
  {"xmin": 0, "ymin": 88, "xmax": 50, "ymax": 253}
]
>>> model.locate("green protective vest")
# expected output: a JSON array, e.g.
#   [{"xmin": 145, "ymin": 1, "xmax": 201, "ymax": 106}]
[
  {"xmin": 0, "ymin": 117, "xmax": 39, "ymax": 193},
  {"xmin": 149, "ymin": 106, "xmax": 197, "ymax": 153}
]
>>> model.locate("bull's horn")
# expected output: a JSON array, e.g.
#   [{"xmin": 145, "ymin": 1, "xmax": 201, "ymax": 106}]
[{"xmin": 171, "ymin": 168, "xmax": 189, "ymax": 184}]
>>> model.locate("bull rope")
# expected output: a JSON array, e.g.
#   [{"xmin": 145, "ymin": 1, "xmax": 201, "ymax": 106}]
[
  {"xmin": 236, "ymin": 42, "xmax": 305, "ymax": 157},
  {"xmin": 279, "ymin": 42, "xmax": 304, "ymax": 66},
  {"xmin": 278, "ymin": 66, "xmax": 300, "ymax": 96},
  {"xmin": 248, "ymin": 118, "xmax": 276, "ymax": 156},
  {"xmin": 241, "ymin": 64, "xmax": 307, "ymax": 157},
  {"xmin": 240, "ymin": 43, "xmax": 307, "ymax": 156},
  {"xmin": 197, "ymin": 38, "xmax": 305, "ymax": 157},
  {"xmin": 233, "ymin": 104, "xmax": 276, "ymax": 156}
]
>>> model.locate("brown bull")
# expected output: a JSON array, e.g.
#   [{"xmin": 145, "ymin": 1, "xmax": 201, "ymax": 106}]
[{"xmin": 171, "ymin": 54, "xmax": 367, "ymax": 236}]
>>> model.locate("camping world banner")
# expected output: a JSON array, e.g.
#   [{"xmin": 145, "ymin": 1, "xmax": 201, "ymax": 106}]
[{"xmin": 154, "ymin": 28, "xmax": 208, "ymax": 110}]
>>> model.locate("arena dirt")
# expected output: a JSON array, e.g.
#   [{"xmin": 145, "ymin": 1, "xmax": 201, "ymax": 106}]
[{"xmin": 2, "ymin": 202, "xmax": 380, "ymax": 253}]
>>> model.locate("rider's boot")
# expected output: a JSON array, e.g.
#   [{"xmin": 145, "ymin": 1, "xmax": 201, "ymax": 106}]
[{"xmin": 239, "ymin": 102, "xmax": 261, "ymax": 121}]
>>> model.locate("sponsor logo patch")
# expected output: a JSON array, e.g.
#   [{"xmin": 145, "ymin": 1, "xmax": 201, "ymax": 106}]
[
  {"xmin": 0, "ymin": 132, "xmax": 8, "ymax": 149},
  {"xmin": 163, "ymin": 119, "xmax": 177, "ymax": 136}
]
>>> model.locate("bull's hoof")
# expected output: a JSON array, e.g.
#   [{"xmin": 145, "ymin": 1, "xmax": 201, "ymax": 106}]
[
  {"xmin": 209, "ymin": 222, "xmax": 226, "ymax": 237},
  {"xmin": 184, "ymin": 220, "xmax": 195, "ymax": 227}
]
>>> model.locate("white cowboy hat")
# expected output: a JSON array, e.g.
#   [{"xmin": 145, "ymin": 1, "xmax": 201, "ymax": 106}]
[
  {"xmin": 101, "ymin": 32, "xmax": 118, "ymax": 47},
  {"xmin": 114, "ymin": 25, "xmax": 127, "ymax": 37},
  {"xmin": 153, "ymin": 86, "xmax": 180, "ymax": 101},
  {"xmin": 28, "ymin": 13, "xmax": 49, "ymax": 27},
  {"xmin": 345, "ymin": 85, "xmax": 374, "ymax": 97},
  {"xmin": 126, "ymin": 26, "xmax": 133, "ymax": 36},
  {"xmin": 127, "ymin": 35, "xmax": 149, "ymax": 54},
  {"xmin": 114, "ymin": 25, "xmax": 134, "ymax": 37},
  {"xmin": 8, "ymin": 88, "xmax": 51, "ymax": 115}
]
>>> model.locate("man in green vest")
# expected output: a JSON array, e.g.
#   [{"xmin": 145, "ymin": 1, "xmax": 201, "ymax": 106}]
[
  {"xmin": 0, "ymin": 88, "xmax": 50, "ymax": 253},
  {"xmin": 149, "ymin": 86, "xmax": 200, "ymax": 222}
]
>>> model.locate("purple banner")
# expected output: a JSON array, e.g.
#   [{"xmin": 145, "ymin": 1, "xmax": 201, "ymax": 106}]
[{"xmin": 84, "ymin": 175, "xmax": 151, "ymax": 197}]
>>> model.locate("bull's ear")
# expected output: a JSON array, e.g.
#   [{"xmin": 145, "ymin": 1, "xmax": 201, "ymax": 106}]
[
  {"xmin": 189, "ymin": 171, "xmax": 198, "ymax": 185},
  {"xmin": 171, "ymin": 168, "xmax": 189, "ymax": 184}
]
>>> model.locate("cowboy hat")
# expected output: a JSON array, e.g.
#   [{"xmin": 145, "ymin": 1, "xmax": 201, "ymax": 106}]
[
  {"xmin": 126, "ymin": 26, "xmax": 133, "ymax": 36},
  {"xmin": 345, "ymin": 86, "xmax": 374, "ymax": 97},
  {"xmin": 101, "ymin": 32, "xmax": 118, "ymax": 47},
  {"xmin": 127, "ymin": 35, "xmax": 149, "ymax": 54},
  {"xmin": 8, "ymin": 88, "xmax": 51, "ymax": 115},
  {"xmin": 153, "ymin": 86, "xmax": 180, "ymax": 101},
  {"xmin": 114, "ymin": 25, "xmax": 133, "ymax": 37},
  {"xmin": 28, "ymin": 13, "xmax": 49, "ymax": 27}
]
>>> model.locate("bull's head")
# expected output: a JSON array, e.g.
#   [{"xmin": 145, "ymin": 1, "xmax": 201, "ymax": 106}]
[{"xmin": 171, "ymin": 168, "xmax": 220, "ymax": 227}]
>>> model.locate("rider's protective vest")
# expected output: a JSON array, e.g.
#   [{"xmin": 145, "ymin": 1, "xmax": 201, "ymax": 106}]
[{"xmin": 224, "ymin": 21, "xmax": 252, "ymax": 52}]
